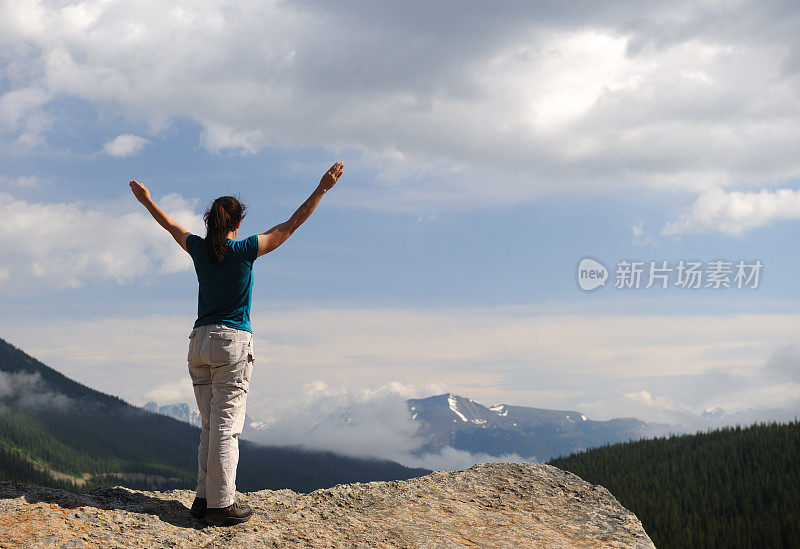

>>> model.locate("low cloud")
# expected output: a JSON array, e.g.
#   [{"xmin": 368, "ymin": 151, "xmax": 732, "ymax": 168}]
[
  {"xmin": 579, "ymin": 386, "xmax": 800, "ymax": 433},
  {"xmin": 103, "ymin": 134, "xmax": 151, "ymax": 157},
  {"xmin": 144, "ymin": 377, "xmax": 195, "ymax": 405},
  {"xmin": 0, "ymin": 371, "xmax": 72, "ymax": 410},
  {"xmin": 6, "ymin": 307, "xmax": 800, "ymax": 415},
  {"xmin": 764, "ymin": 345, "xmax": 800, "ymax": 383},
  {"xmin": 3, "ymin": 307, "xmax": 800, "ymax": 451},
  {"xmin": 578, "ymin": 390, "xmax": 702, "ymax": 428},
  {"xmin": 578, "ymin": 348, "xmax": 800, "ymax": 432},
  {"xmin": 247, "ymin": 381, "xmax": 428, "ymax": 457},
  {"xmin": 0, "ymin": 192, "xmax": 204, "ymax": 288},
  {"xmin": 662, "ymin": 187, "xmax": 800, "ymax": 236},
  {"xmin": 244, "ymin": 380, "xmax": 534, "ymax": 471},
  {"xmin": 398, "ymin": 447, "xmax": 536, "ymax": 472}
]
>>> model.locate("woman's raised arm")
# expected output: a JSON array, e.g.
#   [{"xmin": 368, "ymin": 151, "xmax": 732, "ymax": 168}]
[
  {"xmin": 129, "ymin": 179, "xmax": 191, "ymax": 252},
  {"xmin": 256, "ymin": 161, "xmax": 343, "ymax": 257}
]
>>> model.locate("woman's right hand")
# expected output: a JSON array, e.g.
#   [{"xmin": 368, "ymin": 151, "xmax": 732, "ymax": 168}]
[
  {"xmin": 129, "ymin": 179, "xmax": 151, "ymax": 204},
  {"xmin": 318, "ymin": 161, "xmax": 343, "ymax": 192}
]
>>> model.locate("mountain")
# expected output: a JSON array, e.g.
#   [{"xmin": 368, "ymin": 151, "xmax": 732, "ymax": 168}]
[
  {"xmin": 139, "ymin": 392, "xmax": 676, "ymax": 465},
  {"xmin": 548, "ymin": 420, "xmax": 800, "ymax": 548},
  {"xmin": 699, "ymin": 405, "xmax": 799, "ymax": 428},
  {"xmin": 307, "ymin": 391, "xmax": 670, "ymax": 461},
  {"xmin": 143, "ymin": 402, "xmax": 202, "ymax": 428},
  {"xmin": 405, "ymin": 393, "xmax": 675, "ymax": 461},
  {"xmin": 143, "ymin": 400, "xmax": 269, "ymax": 437},
  {"xmin": 159, "ymin": 391, "xmax": 673, "ymax": 463},
  {"xmin": 0, "ymin": 337, "xmax": 429, "ymax": 493}
]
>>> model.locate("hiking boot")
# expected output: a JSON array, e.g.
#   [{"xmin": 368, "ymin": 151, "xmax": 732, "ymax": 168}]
[
  {"xmin": 205, "ymin": 500, "xmax": 253, "ymax": 526},
  {"xmin": 189, "ymin": 496, "xmax": 206, "ymax": 520}
]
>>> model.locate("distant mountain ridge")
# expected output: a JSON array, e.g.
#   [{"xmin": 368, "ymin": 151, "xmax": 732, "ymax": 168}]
[
  {"xmin": 156, "ymin": 391, "xmax": 675, "ymax": 462},
  {"xmin": 143, "ymin": 402, "xmax": 201, "ymax": 428},
  {"xmin": 285, "ymin": 392, "xmax": 676, "ymax": 463},
  {"xmin": 143, "ymin": 401, "xmax": 268, "ymax": 437},
  {"xmin": 406, "ymin": 393, "xmax": 674, "ymax": 461}
]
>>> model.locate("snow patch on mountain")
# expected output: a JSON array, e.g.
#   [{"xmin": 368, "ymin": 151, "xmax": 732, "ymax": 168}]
[
  {"xmin": 448, "ymin": 394, "xmax": 468, "ymax": 422},
  {"xmin": 489, "ymin": 404, "xmax": 508, "ymax": 417}
]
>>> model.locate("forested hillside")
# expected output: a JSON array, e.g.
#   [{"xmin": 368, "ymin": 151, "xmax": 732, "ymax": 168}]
[
  {"xmin": 0, "ymin": 337, "xmax": 429, "ymax": 493},
  {"xmin": 549, "ymin": 421, "xmax": 800, "ymax": 548}
]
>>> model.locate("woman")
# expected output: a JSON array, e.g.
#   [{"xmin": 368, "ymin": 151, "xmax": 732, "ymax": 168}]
[{"xmin": 129, "ymin": 161, "xmax": 343, "ymax": 526}]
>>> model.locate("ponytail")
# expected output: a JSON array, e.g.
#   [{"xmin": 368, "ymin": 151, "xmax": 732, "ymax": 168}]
[{"xmin": 203, "ymin": 196, "xmax": 246, "ymax": 264}]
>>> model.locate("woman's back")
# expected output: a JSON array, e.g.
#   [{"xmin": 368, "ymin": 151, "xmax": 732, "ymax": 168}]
[{"xmin": 186, "ymin": 234, "xmax": 259, "ymax": 333}]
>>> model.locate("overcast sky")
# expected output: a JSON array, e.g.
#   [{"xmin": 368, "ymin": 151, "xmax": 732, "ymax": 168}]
[{"xmin": 1, "ymin": 0, "xmax": 799, "ymax": 466}]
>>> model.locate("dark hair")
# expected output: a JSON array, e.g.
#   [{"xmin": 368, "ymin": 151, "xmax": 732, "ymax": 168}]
[{"xmin": 203, "ymin": 196, "xmax": 246, "ymax": 264}]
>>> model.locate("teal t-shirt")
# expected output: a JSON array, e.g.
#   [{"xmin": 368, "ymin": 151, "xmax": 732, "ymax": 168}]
[{"xmin": 186, "ymin": 234, "xmax": 259, "ymax": 333}]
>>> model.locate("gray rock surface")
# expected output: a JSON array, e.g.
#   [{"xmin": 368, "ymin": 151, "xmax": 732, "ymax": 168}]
[{"xmin": 0, "ymin": 461, "xmax": 654, "ymax": 548}]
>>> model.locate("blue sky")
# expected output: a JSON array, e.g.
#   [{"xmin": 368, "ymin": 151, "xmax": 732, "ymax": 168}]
[{"xmin": 1, "ymin": 0, "xmax": 800, "ymax": 467}]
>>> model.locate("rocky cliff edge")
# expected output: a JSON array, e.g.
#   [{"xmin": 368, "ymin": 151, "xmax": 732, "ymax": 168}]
[{"xmin": 0, "ymin": 461, "xmax": 654, "ymax": 548}]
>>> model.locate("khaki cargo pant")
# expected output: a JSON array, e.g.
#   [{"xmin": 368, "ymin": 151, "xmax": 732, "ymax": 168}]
[{"xmin": 187, "ymin": 324, "xmax": 254, "ymax": 508}]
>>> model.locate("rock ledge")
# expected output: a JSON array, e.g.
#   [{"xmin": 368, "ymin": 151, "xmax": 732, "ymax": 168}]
[{"xmin": 0, "ymin": 461, "xmax": 654, "ymax": 548}]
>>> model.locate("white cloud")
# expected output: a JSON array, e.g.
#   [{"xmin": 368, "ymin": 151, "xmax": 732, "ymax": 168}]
[
  {"xmin": 103, "ymin": 134, "xmax": 151, "ymax": 157},
  {"xmin": 251, "ymin": 381, "xmax": 424, "ymax": 457},
  {"xmin": 578, "ymin": 390, "xmax": 699, "ymax": 426},
  {"xmin": 0, "ymin": 371, "xmax": 72, "ymax": 410},
  {"xmin": 631, "ymin": 222, "xmax": 660, "ymax": 247},
  {"xmin": 1, "ymin": 2, "xmax": 800, "ymax": 210},
  {"xmin": 662, "ymin": 187, "xmax": 800, "ymax": 236},
  {"xmin": 244, "ymin": 379, "xmax": 534, "ymax": 470},
  {"xmin": 713, "ymin": 383, "xmax": 800, "ymax": 415},
  {"xmin": 144, "ymin": 377, "xmax": 195, "ymax": 405},
  {"xmin": 764, "ymin": 346, "xmax": 800, "ymax": 383},
  {"xmin": 0, "ymin": 192, "xmax": 204, "ymax": 288},
  {"xmin": 2, "ymin": 305, "xmax": 799, "ymax": 463},
  {"xmin": 400, "ymin": 447, "xmax": 536, "ymax": 472},
  {"xmin": 3, "ymin": 306, "xmax": 799, "ymax": 422},
  {"xmin": 0, "ymin": 87, "xmax": 52, "ymax": 148},
  {"xmin": 578, "ymin": 382, "xmax": 800, "ymax": 431},
  {"xmin": 0, "ymin": 174, "xmax": 43, "ymax": 188},
  {"xmin": 578, "ymin": 346, "xmax": 800, "ymax": 429}
]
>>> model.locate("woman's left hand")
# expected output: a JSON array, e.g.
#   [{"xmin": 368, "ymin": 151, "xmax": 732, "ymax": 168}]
[{"xmin": 318, "ymin": 161, "xmax": 343, "ymax": 192}]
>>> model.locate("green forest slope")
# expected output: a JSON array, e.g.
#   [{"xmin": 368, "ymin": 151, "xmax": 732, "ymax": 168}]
[{"xmin": 549, "ymin": 421, "xmax": 800, "ymax": 548}]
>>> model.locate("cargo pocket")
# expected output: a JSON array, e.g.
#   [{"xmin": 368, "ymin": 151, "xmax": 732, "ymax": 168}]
[
  {"xmin": 208, "ymin": 330, "xmax": 248, "ymax": 368},
  {"xmin": 187, "ymin": 328, "xmax": 200, "ymax": 365},
  {"xmin": 244, "ymin": 347, "xmax": 254, "ymax": 390}
]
